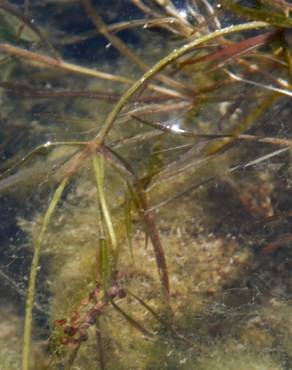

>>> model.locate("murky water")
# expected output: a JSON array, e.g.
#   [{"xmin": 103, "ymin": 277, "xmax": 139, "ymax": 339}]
[{"xmin": 0, "ymin": 1, "xmax": 291, "ymax": 369}]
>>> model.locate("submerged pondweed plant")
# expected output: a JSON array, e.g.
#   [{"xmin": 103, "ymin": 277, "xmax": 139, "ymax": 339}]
[{"xmin": 0, "ymin": 1, "xmax": 291, "ymax": 369}]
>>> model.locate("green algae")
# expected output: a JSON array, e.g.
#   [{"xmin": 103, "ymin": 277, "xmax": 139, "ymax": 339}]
[{"xmin": 0, "ymin": 1, "xmax": 291, "ymax": 369}]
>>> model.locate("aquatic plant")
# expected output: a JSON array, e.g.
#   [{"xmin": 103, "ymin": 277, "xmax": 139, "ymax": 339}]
[{"xmin": 0, "ymin": 0, "xmax": 291, "ymax": 369}]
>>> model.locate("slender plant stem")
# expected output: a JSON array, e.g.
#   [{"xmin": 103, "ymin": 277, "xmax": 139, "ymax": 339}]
[
  {"xmin": 95, "ymin": 316, "xmax": 105, "ymax": 370},
  {"xmin": 132, "ymin": 114, "xmax": 292, "ymax": 147},
  {"xmin": 205, "ymin": 93, "xmax": 279, "ymax": 154},
  {"xmin": 82, "ymin": 0, "xmax": 195, "ymax": 94},
  {"xmin": 111, "ymin": 300, "xmax": 154, "ymax": 337},
  {"xmin": 82, "ymin": 0, "xmax": 147, "ymax": 70},
  {"xmin": 22, "ymin": 177, "xmax": 69, "ymax": 370},
  {"xmin": 0, "ymin": 0, "xmax": 59, "ymax": 59},
  {"xmin": 95, "ymin": 21, "xmax": 269, "ymax": 142},
  {"xmin": 1, "ymin": 141, "xmax": 85, "ymax": 180},
  {"xmin": 0, "ymin": 43, "xmax": 183, "ymax": 98},
  {"xmin": 0, "ymin": 43, "xmax": 130, "ymax": 84},
  {"xmin": 92, "ymin": 154, "xmax": 118, "ymax": 270},
  {"xmin": 99, "ymin": 146, "xmax": 170, "ymax": 295}
]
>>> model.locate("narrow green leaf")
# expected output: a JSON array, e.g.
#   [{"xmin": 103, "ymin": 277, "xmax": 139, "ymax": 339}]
[
  {"xmin": 125, "ymin": 184, "xmax": 135, "ymax": 265},
  {"xmin": 22, "ymin": 177, "xmax": 69, "ymax": 370}
]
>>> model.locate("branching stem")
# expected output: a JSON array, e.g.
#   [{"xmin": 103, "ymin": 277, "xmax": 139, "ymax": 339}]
[{"xmin": 94, "ymin": 21, "xmax": 268, "ymax": 142}]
